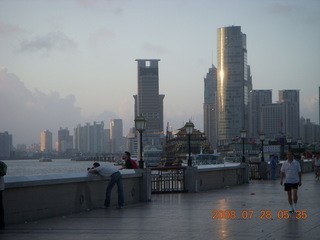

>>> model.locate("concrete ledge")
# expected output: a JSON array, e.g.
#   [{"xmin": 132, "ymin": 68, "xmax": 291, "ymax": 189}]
[{"xmin": 3, "ymin": 170, "xmax": 144, "ymax": 225}]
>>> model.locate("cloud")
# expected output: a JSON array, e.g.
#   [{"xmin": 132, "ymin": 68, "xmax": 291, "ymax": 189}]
[
  {"xmin": 0, "ymin": 22, "xmax": 27, "ymax": 37},
  {"xmin": 88, "ymin": 28, "xmax": 116, "ymax": 48},
  {"xmin": 0, "ymin": 67, "xmax": 85, "ymax": 146},
  {"xmin": 265, "ymin": 3, "xmax": 303, "ymax": 15},
  {"xmin": 17, "ymin": 31, "xmax": 77, "ymax": 53},
  {"xmin": 142, "ymin": 43, "xmax": 169, "ymax": 55}
]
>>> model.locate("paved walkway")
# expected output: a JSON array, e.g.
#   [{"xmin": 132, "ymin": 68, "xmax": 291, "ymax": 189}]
[{"xmin": 1, "ymin": 172, "xmax": 319, "ymax": 240}]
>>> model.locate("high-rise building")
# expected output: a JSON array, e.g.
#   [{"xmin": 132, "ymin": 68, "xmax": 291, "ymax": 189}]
[
  {"xmin": 249, "ymin": 90, "xmax": 272, "ymax": 138},
  {"xmin": 134, "ymin": 59, "xmax": 165, "ymax": 155},
  {"xmin": 74, "ymin": 121, "xmax": 105, "ymax": 154},
  {"xmin": 110, "ymin": 119, "xmax": 124, "ymax": 154},
  {"xmin": 217, "ymin": 26, "xmax": 252, "ymax": 145},
  {"xmin": 40, "ymin": 130, "xmax": 52, "ymax": 152},
  {"xmin": 278, "ymin": 90, "xmax": 300, "ymax": 139},
  {"xmin": 203, "ymin": 65, "xmax": 218, "ymax": 150},
  {"xmin": 0, "ymin": 131, "xmax": 12, "ymax": 158},
  {"xmin": 57, "ymin": 128, "xmax": 73, "ymax": 152}
]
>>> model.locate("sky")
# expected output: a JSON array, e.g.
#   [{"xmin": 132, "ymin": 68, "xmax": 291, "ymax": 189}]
[{"xmin": 0, "ymin": 0, "xmax": 319, "ymax": 147}]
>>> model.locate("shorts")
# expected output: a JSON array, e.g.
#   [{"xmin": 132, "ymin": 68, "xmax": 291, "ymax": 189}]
[{"xmin": 284, "ymin": 183, "xmax": 299, "ymax": 191}]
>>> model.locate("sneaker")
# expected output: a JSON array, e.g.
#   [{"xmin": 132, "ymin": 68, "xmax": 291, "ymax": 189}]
[
  {"xmin": 102, "ymin": 205, "xmax": 110, "ymax": 209},
  {"xmin": 117, "ymin": 206, "xmax": 124, "ymax": 209}
]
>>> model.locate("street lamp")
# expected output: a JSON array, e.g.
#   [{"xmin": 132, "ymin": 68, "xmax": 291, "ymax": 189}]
[
  {"xmin": 185, "ymin": 121, "xmax": 194, "ymax": 166},
  {"xmin": 259, "ymin": 133, "xmax": 265, "ymax": 162},
  {"xmin": 135, "ymin": 115, "xmax": 147, "ymax": 169},
  {"xmin": 297, "ymin": 138, "xmax": 302, "ymax": 158},
  {"xmin": 286, "ymin": 136, "xmax": 292, "ymax": 151},
  {"xmin": 240, "ymin": 129, "xmax": 247, "ymax": 163}
]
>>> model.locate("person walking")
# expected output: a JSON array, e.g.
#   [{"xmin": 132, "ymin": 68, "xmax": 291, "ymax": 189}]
[
  {"xmin": 88, "ymin": 162, "xmax": 124, "ymax": 209},
  {"xmin": 270, "ymin": 155, "xmax": 278, "ymax": 180},
  {"xmin": 0, "ymin": 161, "xmax": 7, "ymax": 229},
  {"xmin": 280, "ymin": 151, "xmax": 302, "ymax": 213},
  {"xmin": 120, "ymin": 151, "xmax": 138, "ymax": 169},
  {"xmin": 314, "ymin": 152, "xmax": 320, "ymax": 180}
]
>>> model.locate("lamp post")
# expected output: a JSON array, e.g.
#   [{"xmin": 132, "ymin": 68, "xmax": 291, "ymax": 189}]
[
  {"xmin": 135, "ymin": 115, "xmax": 147, "ymax": 169},
  {"xmin": 297, "ymin": 138, "xmax": 302, "ymax": 158},
  {"xmin": 259, "ymin": 133, "xmax": 265, "ymax": 162},
  {"xmin": 185, "ymin": 121, "xmax": 194, "ymax": 166},
  {"xmin": 240, "ymin": 129, "xmax": 247, "ymax": 163},
  {"xmin": 286, "ymin": 136, "xmax": 292, "ymax": 152}
]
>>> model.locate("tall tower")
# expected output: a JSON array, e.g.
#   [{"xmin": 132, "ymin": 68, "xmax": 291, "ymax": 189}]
[
  {"xmin": 40, "ymin": 129, "xmax": 52, "ymax": 152},
  {"xmin": 203, "ymin": 65, "xmax": 218, "ymax": 150},
  {"xmin": 134, "ymin": 59, "xmax": 165, "ymax": 148},
  {"xmin": 249, "ymin": 90, "xmax": 272, "ymax": 138},
  {"xmin": 110, "ymin": 119, "xmax": 123, "ymax": 154},
  {"xmin": 278, "ymin": 90, "xmax": 300, "ymax": 139},
  {"xmin": 217, "ymin": 26, "xmax": 251, "ymax": 145},
  {"xmin": 57, "ymin": 127, "xmax": 73, "ymax": 152}
]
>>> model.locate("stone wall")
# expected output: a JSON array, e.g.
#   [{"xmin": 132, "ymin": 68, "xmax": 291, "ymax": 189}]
[{"xmin": 3, "ymin": 170, "xmax": 143, "ymax": 225}]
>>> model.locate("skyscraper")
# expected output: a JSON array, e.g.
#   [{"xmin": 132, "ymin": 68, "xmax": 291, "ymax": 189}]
[
  {"xmin": 249, "ymin": 90, "xmax": 272, "ymax": 138},
  {"xmin": 203, "ymin": 65, "xmax": 218, "ymax": 150},
  {"xmin": 134, "ymin": 59, "xmax": 165, "ymax": 149},
  {"xmin": 74, "ymin": 122, "xmax": 105, "ymax": 154},
  {"xmin": 40, "ymin": 130, "xmax": 52, "ymax": 152},
  {"xmin": 0, "ymin": 131, "xmax": 12, "ymax": 158},
  {"xmin": 278, "ymin": 90, "xmax": 300, "ymax": 139},
  {"xmin": 217, "ymin": 26, "xmax": 252, "ymax": 145},
  {"xmin": 110, "ymin": 119, "xmax": 124, "ymax": 154},
  {"xmin": 57, "ymin": 128, "xmax": 73, "ymax": 153}
]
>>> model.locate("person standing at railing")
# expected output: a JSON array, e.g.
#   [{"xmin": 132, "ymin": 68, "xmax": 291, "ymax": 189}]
[
  {"xmin": 280, "ymin": 151, "xmax": 302, "ymax": 213},
  {"xmin": 120, "ymin": 151, "xmax": 138, "ymax": 169},
  {"xmin": 87, "ymin": 162, "xmax": 124, "ymax": 209},
  {"xmin": 0, "ymin": 161, "xmax": 7, "ymax": 229}
]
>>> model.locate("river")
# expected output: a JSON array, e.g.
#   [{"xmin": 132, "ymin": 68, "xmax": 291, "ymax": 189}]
[{"xmin": 2, "ymin": 159, "xmax": 106, "ymax": 177}]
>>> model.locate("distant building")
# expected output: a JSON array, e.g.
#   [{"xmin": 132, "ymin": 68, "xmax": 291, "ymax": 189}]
[
  {"xmin": 258, "ymin": 90, "xmax": 300, "ymax": 140},
  {"xmin": 40, "ymin": 130, "xmax": 52, "ymax": 152},
  {"xmin": 300, "ymin": 117, "xmax": 320, "ymax": 144},
  {"xmin": 249, "ymin": 90, "xmax": 272, "ymax": 138},
  {"xmin": 278, "ymin": 90, "xmax": 300, "ymax": 139},
  {"xmin": 0, "ymin": 131, "xmax": 13, "ymax": 158},
  {"xmin": 134, "ymin": 59, "xmax": 165, "ymax": 158},
  {"xmin": 74, "ymin": 121, "xmax": 105, "ymax": 154},
  {"xmin": 203, "ymin": 65, "xmax": 218, "ymax": 150},
  {"xmin": 126, "ymin": 128, "xmax": 138, "ymax": 157},
  {"xmin": 217, "ymin": 26, "xmax": 252, "ymax": 146},
  {"xmin": 110, "ymin": 119, "xmax": 124, "ymax": 154},
  {"xmin": 57, "ymin": 127, "xmax": 73, "ymax": 152}
]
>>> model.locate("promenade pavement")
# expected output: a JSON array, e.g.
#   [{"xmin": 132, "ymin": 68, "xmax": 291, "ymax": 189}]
[{"xmin": 1, "ymin": 172, "xmax": 319, "ymax": 240}]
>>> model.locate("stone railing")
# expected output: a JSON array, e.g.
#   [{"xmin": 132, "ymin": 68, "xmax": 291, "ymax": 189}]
[
  {"xmin": 3, "ymin": 161, "xmax": 313, "ymax": 225},
  {"xmin": 3, "ymin": 169, "xmax": 149, "ymax": 225}
]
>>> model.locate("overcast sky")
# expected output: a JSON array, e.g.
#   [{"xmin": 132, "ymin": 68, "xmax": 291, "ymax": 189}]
[{"xmin": 0, "ymin": 0, "xmax": 319, "ymax": 147}]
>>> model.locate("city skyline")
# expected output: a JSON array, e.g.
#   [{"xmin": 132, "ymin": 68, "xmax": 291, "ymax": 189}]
[{"xmin": 0, "ymin": 0, "xmax": 319, "ymax": 146}]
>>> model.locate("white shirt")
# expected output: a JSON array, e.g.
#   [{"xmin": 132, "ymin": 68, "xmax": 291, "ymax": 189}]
[
  {"xmin": 280, "ymin": 160, "xmax": 301, "ymax": 184},
  {"xmin": 88, "ymin": 164, "xmax": 119, "ymax": 177}
]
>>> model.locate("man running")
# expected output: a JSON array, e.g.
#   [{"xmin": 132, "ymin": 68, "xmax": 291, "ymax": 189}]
[{"xmin": 280, "ymin": 151, "xmax": 302, "ymax": 213}]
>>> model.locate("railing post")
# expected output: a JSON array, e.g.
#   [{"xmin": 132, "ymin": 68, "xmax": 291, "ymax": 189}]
[
  {"xmin": 138, "ymin": 168, "xmax": 152, "ymax": 202},
  {"xmin": 185, "ymin": 166, "xmax": 198, "ymax": 193}
]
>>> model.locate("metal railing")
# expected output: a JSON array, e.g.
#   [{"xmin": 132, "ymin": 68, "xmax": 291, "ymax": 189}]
[{"xmin": 150, "ymin": 167, "xmax": 187, "ymax": 193}]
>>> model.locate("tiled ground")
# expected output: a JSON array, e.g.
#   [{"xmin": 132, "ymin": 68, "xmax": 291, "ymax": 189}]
[{"xmin": 1, "ymin": 172, "xmax": 319, "ymax": 240}]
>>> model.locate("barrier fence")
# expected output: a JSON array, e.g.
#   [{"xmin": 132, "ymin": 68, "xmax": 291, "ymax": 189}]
[{"xmin": 150, "ymin": 167, "xmax": 187, "ymax": 193}]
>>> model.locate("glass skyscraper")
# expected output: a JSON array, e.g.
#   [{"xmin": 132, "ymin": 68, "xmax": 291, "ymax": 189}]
[{"xmin": 217, "ymin": 26, "xmax": 252, "ymax": 145}]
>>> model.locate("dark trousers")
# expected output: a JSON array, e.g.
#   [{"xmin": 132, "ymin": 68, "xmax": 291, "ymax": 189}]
[
  {"xmin": 104, "ymin": 172, "xmax": 124, "ymax": 207},
  {"xmin": 0, "ymin": 191, "xmax": 4, "ymax": 228}
]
